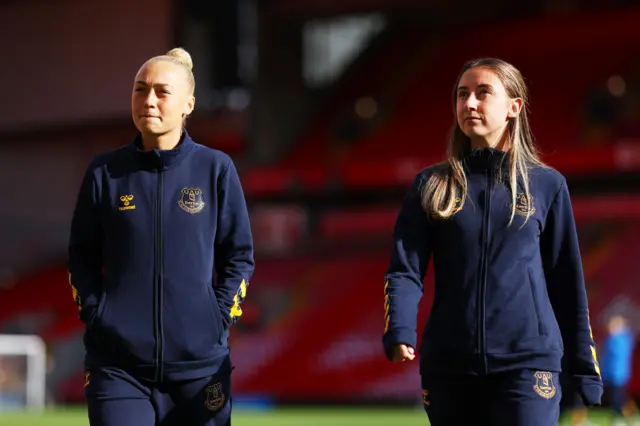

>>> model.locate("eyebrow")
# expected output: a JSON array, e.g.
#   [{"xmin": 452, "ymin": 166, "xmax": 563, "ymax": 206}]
[
  {"xmin": 135, "ymin": 81, "xmax": 173, "ymax": 88},
  {"xmin": 458, "ymin": 84, "xmax": 494, "ymax": 92}
]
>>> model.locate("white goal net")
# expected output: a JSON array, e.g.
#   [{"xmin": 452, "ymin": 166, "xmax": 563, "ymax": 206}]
[{"xmin": 0, "ymin": 334, "xmax": 46, "ymax": 412}]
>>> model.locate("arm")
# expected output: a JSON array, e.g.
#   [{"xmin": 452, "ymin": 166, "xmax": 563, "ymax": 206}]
[
  {"xmin": 383, "ymin": 174, "xmax": 432, "ymax": 361},
  {"xmin": 214, "ymin": 160, "xmax": 255, "ymax": 328},
  {"xmin": 67, "ymin": 165, "xmax": 103, "ymax": 325},
  {"xmin": 541, "ymin": 179, "xmax": 603, "ymax": 406}
]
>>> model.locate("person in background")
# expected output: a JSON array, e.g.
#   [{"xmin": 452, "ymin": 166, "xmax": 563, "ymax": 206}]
[{"xmin": 601, "ymin": 315, "xmax": 637, "ymax": 425}]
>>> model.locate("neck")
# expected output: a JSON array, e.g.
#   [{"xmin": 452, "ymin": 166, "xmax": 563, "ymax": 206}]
[
  {"xmin": 470, "ymin": 126, "xmax": 511, "ymax": 152},
  {"xmin": 141, "ymin": 127, "xmax": 183, "ymax": 151}
]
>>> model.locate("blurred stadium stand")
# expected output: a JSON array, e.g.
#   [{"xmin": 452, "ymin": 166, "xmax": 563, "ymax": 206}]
[{"xmin": 1, "ymin": 0, "xmax": 640, "ymax": 415}]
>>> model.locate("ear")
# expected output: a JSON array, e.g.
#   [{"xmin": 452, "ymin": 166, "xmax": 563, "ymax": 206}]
[
  {"xmin": 184, "ymin": 96, "xmax": 195, "ymax": 117},
  {"xmin": 507, "ymin": 97, "xmax": 523, "ymax": 118}
]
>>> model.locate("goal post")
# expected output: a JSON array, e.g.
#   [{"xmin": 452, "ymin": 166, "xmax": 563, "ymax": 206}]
[{"xmin": 0, "ymin": 334, "xmax": 47, "ymax": 412}]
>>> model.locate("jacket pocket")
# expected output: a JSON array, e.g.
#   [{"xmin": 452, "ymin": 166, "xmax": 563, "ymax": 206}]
[
  {"xmin": 207, "ymin": 287, "xmax": 224, "ymax": 340},
  {"xmin": 161, "ymin": 280, "xmax": 224, "ymax": 363},
  {"xmin": 527, "ymin": 267, "xmax": 547, "ymax": 335}
]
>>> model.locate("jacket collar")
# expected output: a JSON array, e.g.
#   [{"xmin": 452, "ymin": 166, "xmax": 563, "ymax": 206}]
[
  {"xmin": 463, "ymin": 147, "xmax": 508, "ymax": 172},
  {"xmin": 131, "ymin": 129, "xmax": 195, "ymax": 170}
]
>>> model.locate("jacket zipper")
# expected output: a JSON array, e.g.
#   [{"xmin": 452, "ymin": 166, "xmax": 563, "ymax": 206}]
[
  {"xmin": 154, "ymin": 168, "xmax": 165, "ymax": 383},
  {"xmin": 478, "ymin": 169, "xmax": 492, "ymax": 373}
]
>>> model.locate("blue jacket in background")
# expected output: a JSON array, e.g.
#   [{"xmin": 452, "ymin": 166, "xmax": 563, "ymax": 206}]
[
  {"xmin": 383, "ymin": 148, "xmax": 603, "ymax": 406},
  {"xmin": 68, "ymin": 130, "xmax": 254, "ymax": 383},
  {"xmin": 601, "ymin": 327, "xmax": 634, "ymax": 387}
]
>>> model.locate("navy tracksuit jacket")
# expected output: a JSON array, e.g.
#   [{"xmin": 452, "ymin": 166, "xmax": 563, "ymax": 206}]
[
  {"xmin": 68, "ymin": 131, "xmax": 254, "ymax": 384},
  {"xmin": 383, "ymin": 148, "xmax": 603, "ymax": 409}
]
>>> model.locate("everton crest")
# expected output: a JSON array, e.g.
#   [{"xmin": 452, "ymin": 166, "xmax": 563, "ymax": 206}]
[
  {"xmin": 205, "ymin": 382, "xmax": 225, "ymax": 411},
  {"xmin": 533, "ymin": 371, "xmax": 556, "ymax": 399},
  {"xmin": 514, "ymin": 193, "xmax": 536, "ymax": 217},
  {"xmin": 178, "ymin": 187, "xmax": 205, "ymax": 214}
]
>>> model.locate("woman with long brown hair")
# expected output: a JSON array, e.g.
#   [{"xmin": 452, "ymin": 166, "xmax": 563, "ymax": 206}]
[{"xmin": 383, "ymin": 58, "xmax": 602, "ymax": 425}]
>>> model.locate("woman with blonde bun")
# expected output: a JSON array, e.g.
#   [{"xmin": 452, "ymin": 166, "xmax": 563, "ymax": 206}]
[{"xmin": 68, "ymin": 47, "xmax": 254, "ymax": 426}]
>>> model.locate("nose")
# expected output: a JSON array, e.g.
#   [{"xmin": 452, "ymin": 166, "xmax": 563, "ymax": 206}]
[
  {"xmin": 465, "ymin": 93, "xmax": 479, "ymax": 110},
  {"xmin": 144, "ymin": 90, "xmax": 158, "ymax": 108}
]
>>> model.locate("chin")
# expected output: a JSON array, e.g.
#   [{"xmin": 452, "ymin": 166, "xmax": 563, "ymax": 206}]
[
  {"xmin": 136, "ymin": 123, "xmax": 162, "ymax": 135},
  {"xmin": 463, "ymin": 130, "xmax": 484, "ymax": 139}
]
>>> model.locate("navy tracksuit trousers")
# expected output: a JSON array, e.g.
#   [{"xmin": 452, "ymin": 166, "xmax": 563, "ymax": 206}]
[
  {"xmin": 84, "ymin": 360, "xmax": 232, "ymax": 426},
  {"xmin": 421, "ymin": 369, "xmax": 561, "ymax": 425}
]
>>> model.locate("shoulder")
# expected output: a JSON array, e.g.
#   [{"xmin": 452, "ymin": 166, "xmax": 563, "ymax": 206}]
[
  {"xmin": 191, "ymin": 142, "xmax": 235, "ymax": 172},
  {"xmin": 84, "ymin": 145, "xmax": 132, "ymax": 176},
  {"xmin": 528, "ymin": 163, "xmax": 567, "ymax": 196},
  {"xmin": 413, "ymin": 162, "xmax": 449, "ymax": 188}
]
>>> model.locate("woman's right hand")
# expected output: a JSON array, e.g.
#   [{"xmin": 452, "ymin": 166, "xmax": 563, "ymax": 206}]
[{"xmin": 391, "ymin": 344, "xmax": 416, "ymax": 362}]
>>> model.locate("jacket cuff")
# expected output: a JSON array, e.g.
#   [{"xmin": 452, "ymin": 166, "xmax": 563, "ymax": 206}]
[
  {"xmin": 578, "ymin": 382, "xmax": 603, "ymax": 407},
  {"xmin": 382, "ymin": 327, "xmax": 416, "ymax": 361}
]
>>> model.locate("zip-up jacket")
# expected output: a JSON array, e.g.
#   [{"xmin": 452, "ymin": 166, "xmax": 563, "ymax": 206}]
[
  {"xmin": 382, "ymin": 148, "xmax": 602, "ymax": 406},
  {"xmin": 68, "ymin": 131, "xmax": 254, "ymax": 383}
]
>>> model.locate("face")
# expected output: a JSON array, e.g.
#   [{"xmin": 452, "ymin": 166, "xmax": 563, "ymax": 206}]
[
  {"xmin": 131, "ymin": 60, "xmax": 195, "ymax": 137},
  {"xmin": 456, "ymin": 67, "xmax": 522, "ymax": 148},
  {"xmin": 608, "ymin": 316, "xmax": 625, "ymax": 333}
]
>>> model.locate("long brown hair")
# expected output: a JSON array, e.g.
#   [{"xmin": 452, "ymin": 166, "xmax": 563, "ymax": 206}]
[{"xmin": 422, "ymin": 58, "xmax": 545, "ymax": 225}]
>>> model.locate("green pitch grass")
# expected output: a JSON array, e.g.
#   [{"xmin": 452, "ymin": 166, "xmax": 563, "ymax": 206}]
[{"xmin": 0, "ymin": 406, "xmax": 621, "ymax": 425}]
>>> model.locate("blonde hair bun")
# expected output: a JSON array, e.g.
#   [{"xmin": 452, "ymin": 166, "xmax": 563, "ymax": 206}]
[{"xmin": 166, "ymin": 47, "xmax": 193, "ymax": 72}]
